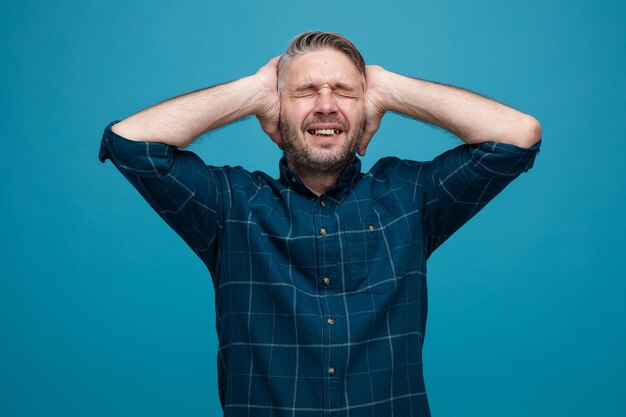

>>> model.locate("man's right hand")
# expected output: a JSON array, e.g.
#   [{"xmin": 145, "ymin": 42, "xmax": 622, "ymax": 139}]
[{"xmin": 254, "ymin": 56, "xmax": 283, "ymax": 148}]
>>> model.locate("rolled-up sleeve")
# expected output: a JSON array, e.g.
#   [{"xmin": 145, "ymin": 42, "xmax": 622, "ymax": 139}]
[
  {"xmin": 423, "ymin": 140, "xmax": 541, "ymax": 257},
  {"xmin": 99, "ymin": 121, "xmax": 226, "ymax": 271}
]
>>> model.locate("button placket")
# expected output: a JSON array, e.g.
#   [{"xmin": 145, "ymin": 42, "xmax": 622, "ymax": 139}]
[{"xmin": 312, "ymin": 206, "xmax": 344, "ymax": 406}]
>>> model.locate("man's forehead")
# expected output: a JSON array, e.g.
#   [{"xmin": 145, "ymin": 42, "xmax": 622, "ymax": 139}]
[
  {"xmin": 284, "ymin": 49, "xmax": 363, "ymax": 89},
  {"xmin": 289, "ymin": 74, "xmax": 359, "ymax": 90}
]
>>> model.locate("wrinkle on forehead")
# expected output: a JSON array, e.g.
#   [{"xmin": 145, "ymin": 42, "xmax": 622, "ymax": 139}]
[
  {"xmin": 289, "ymin": 72, "xmax": 361, "ymax": 90},
  {"xmin": 283, "ymin": 49, "xmax": 365, "ymax": 93}
]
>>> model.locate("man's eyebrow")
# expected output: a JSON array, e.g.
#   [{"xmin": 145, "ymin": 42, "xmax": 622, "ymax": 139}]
[
  {"xmin": 293, "ymin": 83, "xmax": 318, "ymax": 93},
  {"xmin": 334, "ymin": 82, "xmax": 359, "ymax": 92}
]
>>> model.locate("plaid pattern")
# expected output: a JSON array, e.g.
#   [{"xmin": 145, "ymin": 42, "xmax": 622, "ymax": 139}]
[{"xmin": 99, "ymin": 122, "xmax": 540, "ymax": 417}]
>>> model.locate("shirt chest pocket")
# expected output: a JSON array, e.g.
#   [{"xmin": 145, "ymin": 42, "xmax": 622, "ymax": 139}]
[{"xmin": 343, "ymin": 223, "xmax": 400, "ymax": 294}]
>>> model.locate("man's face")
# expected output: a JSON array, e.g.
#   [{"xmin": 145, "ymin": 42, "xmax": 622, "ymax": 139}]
[{"xmin": 279, "ymin": 48, "xmax": 365, "ymax": 174}]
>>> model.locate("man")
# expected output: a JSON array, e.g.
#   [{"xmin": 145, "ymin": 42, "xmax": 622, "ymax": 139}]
[{"xmin": 99, "ymin": 31, "xmax": 541, "ymax": 416}]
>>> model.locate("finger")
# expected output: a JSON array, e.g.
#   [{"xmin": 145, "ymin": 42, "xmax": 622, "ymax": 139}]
[
  {"xmin": 269, "ymin": 55, "xmax": 282, "ymax": 69},
  {"xmin": 263, "ymin": 123, "xmax": 283, "ymax": 148},
  {"xmin": 358, "ymin": 131, "xmax": 373, "ymax": 156},
  {"xmin": 359, "ymin": 116, "xmax": 382, "ymax": 156},
  {"xmin": 270, "ymin": 131, "xmax": 283, "ymax": 148}
]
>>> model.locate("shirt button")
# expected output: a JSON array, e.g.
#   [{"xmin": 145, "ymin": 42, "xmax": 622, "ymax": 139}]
[
  {"xmin": 322, "ymin": 277, "xmax": 330, "ymax": 286},
  {"xmin": 328, "ymin": 366, "xmax": 336, "ymax": 376},
  {"xmin": 319, "ymin": 228, "xmax": 327, "ymax": 236},
  {"xmin": 368, "ymin": 224, "xmax": 375, "ymax": 232},
  {"xmin": 290, "ymin": 176, "xmax": 297, "ymax": 183},
  {"xmin": 327, "ymin": 317, "xmax": 335, "ymax": 325},
  {"xmin": 320, "ymin": 200, "xmax": 326, "ymax": 208}
]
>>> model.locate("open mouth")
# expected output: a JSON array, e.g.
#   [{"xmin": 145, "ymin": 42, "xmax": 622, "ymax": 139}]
[{"xmin": 307, "ymin": 128, "xmax": 343, "ymax": 137}]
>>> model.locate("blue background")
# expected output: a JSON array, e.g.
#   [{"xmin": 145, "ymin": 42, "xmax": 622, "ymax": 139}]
[{"xmin": 1, "ymin": 0, "xmax": 625, "ymax": 416}]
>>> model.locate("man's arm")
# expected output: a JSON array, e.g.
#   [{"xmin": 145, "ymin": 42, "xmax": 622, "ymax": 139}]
[
  {"xmin": 99, "ymin": 57, "xmax": 283, "ymax": 270},
  {"xmin": 359, "ymin": 66, "xmax": 542, "ymax": 155},
  {"xmin": 112, "ymin": 57, "xmax": 283, "ymax": 148}
]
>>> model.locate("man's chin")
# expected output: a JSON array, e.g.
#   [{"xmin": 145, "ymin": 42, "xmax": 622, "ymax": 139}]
[
  {"xmin": 288, "ymin": 149, "xmax": 356, "ymax": 174},
  {"xmin": 282, "ymin": 131, "xmax": 360, "ymax": 175}
]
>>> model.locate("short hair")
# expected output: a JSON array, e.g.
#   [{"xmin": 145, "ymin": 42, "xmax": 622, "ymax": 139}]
[{"xmin": 277, "ymin": 31, "xmax": 366, "ymax": 93}]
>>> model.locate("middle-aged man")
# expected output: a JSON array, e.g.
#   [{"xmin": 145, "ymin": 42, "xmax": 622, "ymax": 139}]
[{"xmin": 99, "ymin": 31, "xmax": 541, "ymax": 416}]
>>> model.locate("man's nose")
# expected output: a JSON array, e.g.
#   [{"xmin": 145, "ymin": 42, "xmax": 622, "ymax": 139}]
[{"xmin": 313, "ymin": 88, "xmax": 338, "ymax": 115}]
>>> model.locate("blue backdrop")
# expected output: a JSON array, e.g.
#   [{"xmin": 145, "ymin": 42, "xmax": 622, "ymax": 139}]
[{"xmin": 1, "ymin": 0, "xmax": 625, "ymax": 416}]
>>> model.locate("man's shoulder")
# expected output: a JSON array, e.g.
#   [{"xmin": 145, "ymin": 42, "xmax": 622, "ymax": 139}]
[
  {"xmin": 211, "ymin": 164, "xmax": 279, "ymax": 189},
  {"xmin": 368, "ymin": 156, "xmax": 431, "ymax": 179}
]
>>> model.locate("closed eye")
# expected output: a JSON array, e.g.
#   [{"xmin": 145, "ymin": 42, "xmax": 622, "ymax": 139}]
[
  {"xmin": 334, "ymin": 90, "xmax": 359, "ymax": 98},
  {"xmin": 292, "ymin": 91, "xmax": 316, "ymax": 98},
  {"xmin": 290, "ymin": 83, "xmax": 361, "ymax": 99},
  {"xmin": 333, "ymin": 82, "xmax": 361, "ymax": 98}
]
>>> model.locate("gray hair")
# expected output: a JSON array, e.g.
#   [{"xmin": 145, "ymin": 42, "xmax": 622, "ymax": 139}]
[{"xmin": 277, "ymin": 31, "xmax": 366, "ymax": 93}]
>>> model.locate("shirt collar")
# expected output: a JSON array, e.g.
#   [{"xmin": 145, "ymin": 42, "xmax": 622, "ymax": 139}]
[{"xmin": 279, "ymin": 156, "xmax": 362, "ymax": 199}]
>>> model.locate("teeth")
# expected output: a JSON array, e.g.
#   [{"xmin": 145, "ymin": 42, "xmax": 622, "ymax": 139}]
[{"xmin": 311, "ymin": 129, "xmax": 340, "ymax": 135}]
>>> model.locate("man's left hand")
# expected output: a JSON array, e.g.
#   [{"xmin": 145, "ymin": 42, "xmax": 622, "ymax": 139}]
[{"xmin": 359, "ymin": 65, "xmax": 387, "ymax": 156}]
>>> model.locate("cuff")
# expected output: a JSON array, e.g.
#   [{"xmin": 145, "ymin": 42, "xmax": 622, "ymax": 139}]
[
  {"xmin": 468, "ymin": 139, "xmax": 542, "ymax": 177},
  {"xmin": 98, "ymin": 121, "xmax": 178, "ymax": 177}
]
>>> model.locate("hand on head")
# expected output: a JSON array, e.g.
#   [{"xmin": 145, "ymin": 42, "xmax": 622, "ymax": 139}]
[
  {"xmin": 359, "ymin": 65, "xmax": 387, "ymax": 156},
  {"xmin": 255, "ymin": 56, "xmax": 283, "ymax": 148}
]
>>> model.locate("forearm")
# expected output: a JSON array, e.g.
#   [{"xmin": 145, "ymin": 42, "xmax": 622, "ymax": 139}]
[
  {"xmin": 112, "ymin": 75, "xmax": 264, "ymax": 148},
  {"xmin": 374, "ymin": 69, "xmax": 542, "ymax": 148}
]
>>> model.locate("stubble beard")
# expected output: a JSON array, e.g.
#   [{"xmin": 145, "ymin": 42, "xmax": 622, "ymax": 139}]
[{"xmin": 280, "ymin": 114, "xmax": 364, "ymax": 178}]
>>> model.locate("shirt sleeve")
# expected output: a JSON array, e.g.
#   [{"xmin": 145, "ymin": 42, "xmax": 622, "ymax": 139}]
[
  {"xmin": 422, "ymin": 140, "xmax": 541, "ymax": 258},
  {"xmin": 98, "ymin": 121, "xmax": 227, "ymax": 271}
]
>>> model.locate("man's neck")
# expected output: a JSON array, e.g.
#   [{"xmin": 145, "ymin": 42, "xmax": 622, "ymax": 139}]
[
  {"xmin": 285, "ymin": 153, "xmax": 359, "ymax": 196},
  {"xmin": 287, "ymin": 160, "xmax": 350, "ymax": 196},
  {"xmin": 299, "ymin": 172, "xmax": 341, "ymax": 196}
]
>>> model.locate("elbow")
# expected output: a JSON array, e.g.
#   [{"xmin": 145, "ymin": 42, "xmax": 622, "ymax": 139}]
[
  {"xmin": 514, "ymin": 115, "xmax": 542, "ymax": 148},
  {"xmin": 525, "ymin": 115, "xmax": 543, "ymax": 145},
  {"xmin": 495, "ymin": 115, "xmax": 542, "ymax": 148}
]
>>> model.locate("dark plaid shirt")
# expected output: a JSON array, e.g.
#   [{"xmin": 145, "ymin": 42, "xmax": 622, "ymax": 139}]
[{"xmin": 99, "ymin": 122, "xmax": 540, "ymax": 417}]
